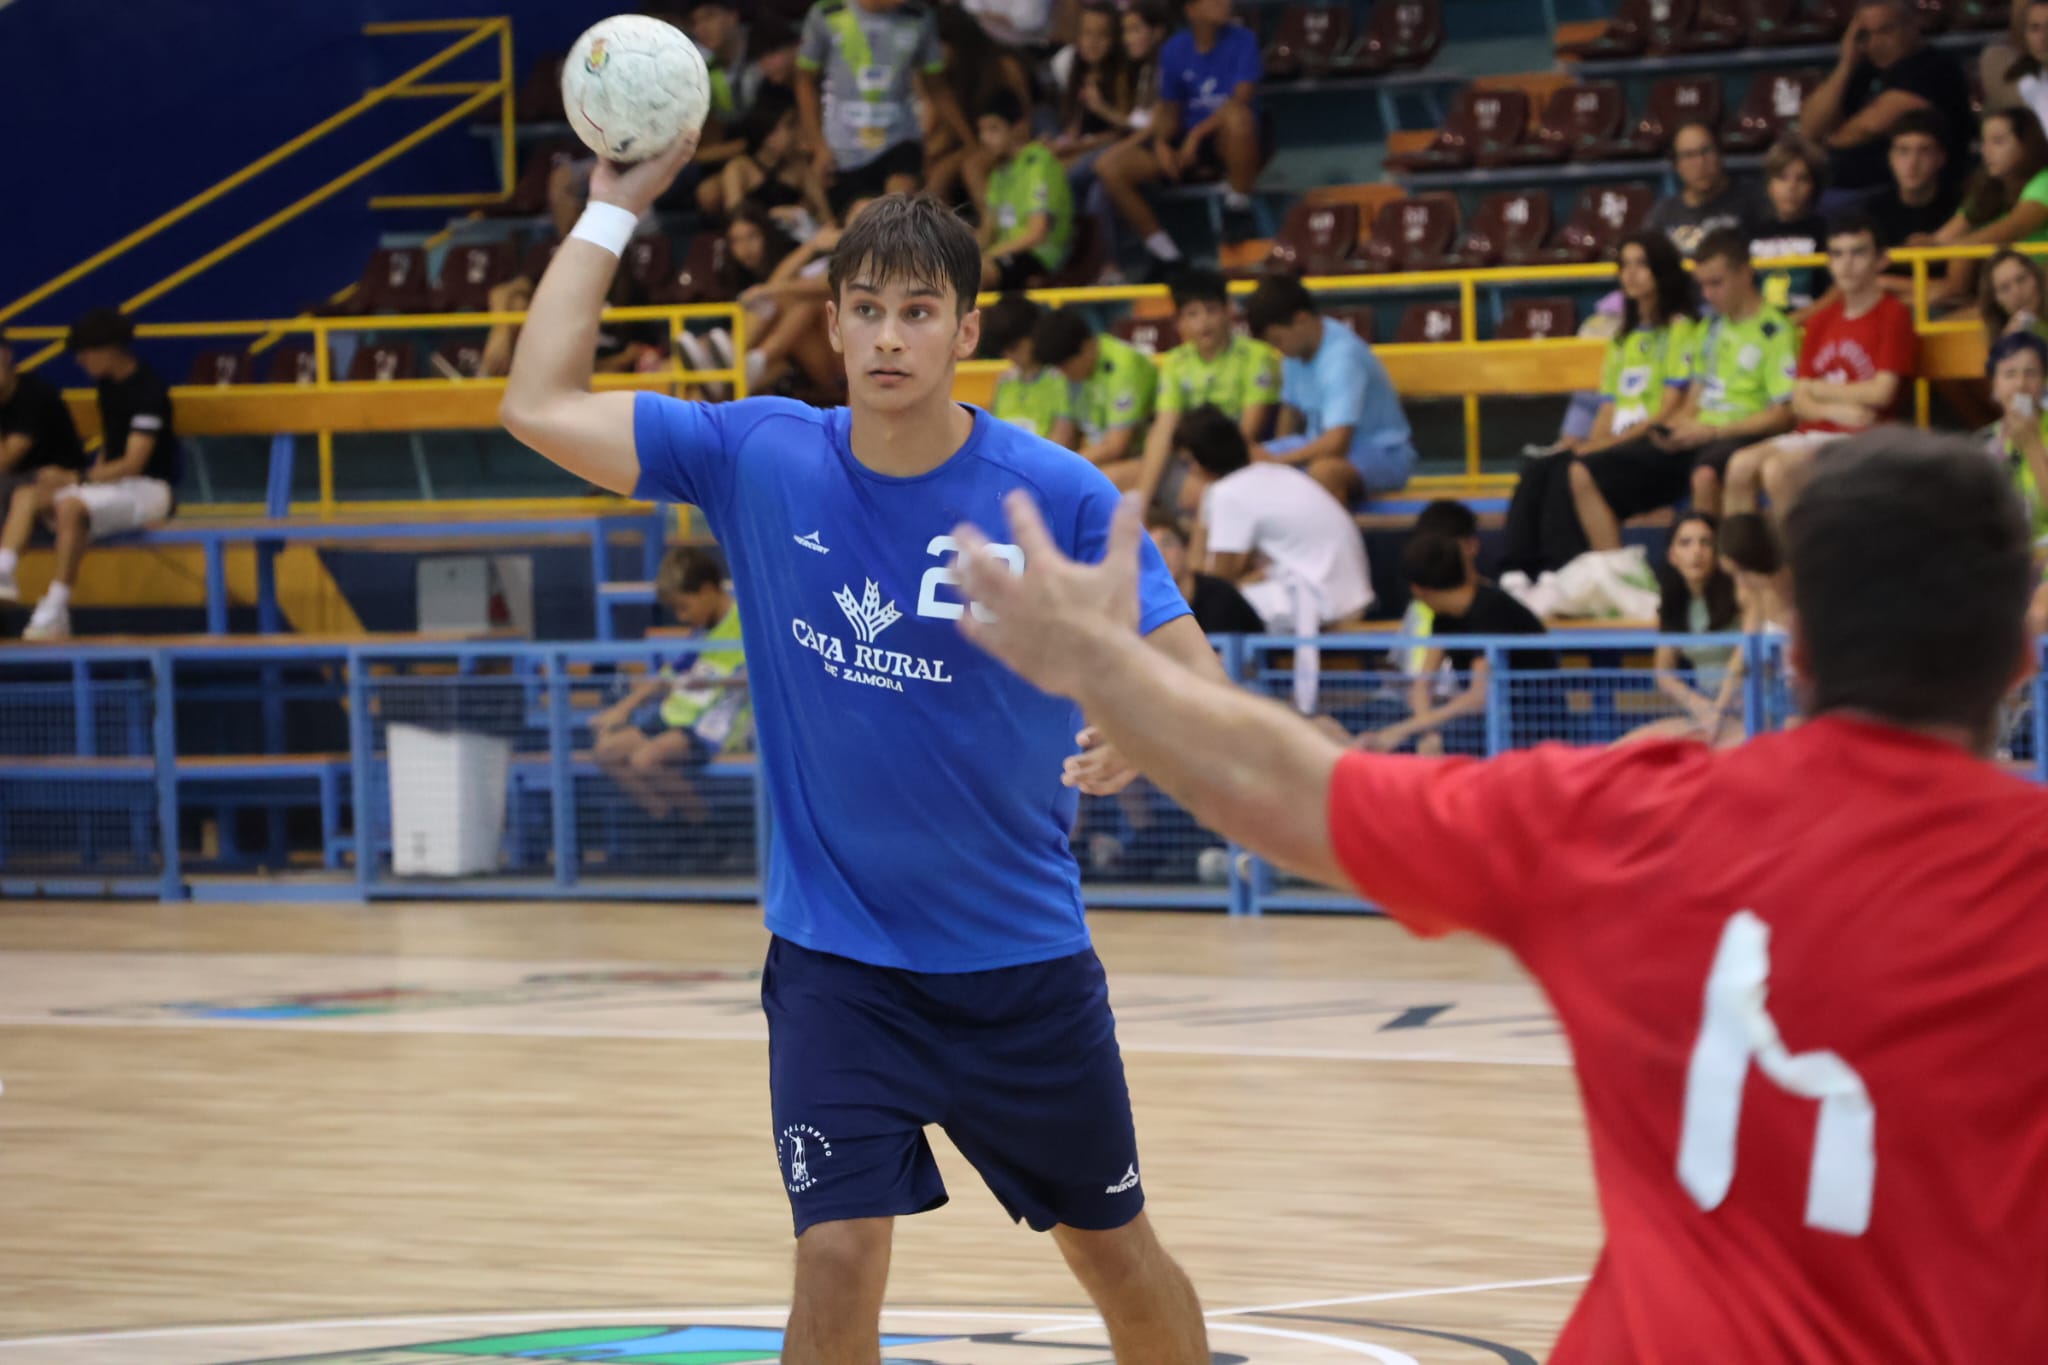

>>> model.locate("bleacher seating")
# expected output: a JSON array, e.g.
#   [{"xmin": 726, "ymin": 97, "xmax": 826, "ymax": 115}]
[
  {"xmin": 1500, "ymin": 297, "xmax": 1578, "ymax": 340},
  {"xmin": 1396, "ymin": 302, "xmax": 1462, "ymax": 343},
  {"xmin": 1454, "ymin": 191, "xmax": 1552, "ymax": 268},
  {"xmin": 672, "ymin": 234, "xmax": 729, "ymax": 305},
  {"xmin": 486, "ymin": 139, "xmax": 578, "ymax": 219},
  {"xmin": 1384, "ymin": 87, "xmax": 1533, "ymax": 173},
  {"xmin": 1591, "ymin": 74, "xmax": 1724, "ymax": 159},
  {"xmin": 1255, "ymin": 201, "xmax": 1364, "ymax": 276},
  {"xmin": 1512, "ymin": 82, "xmax": 1628, "ymax": 165},
  {"xmin": 1741, "ymin": 0, "xmax": 1850, "ymax": 47},
  {"xmin": 1112, "ymin": 316, "xmax": 1181, "ymax": 355},
  {"xmin": 1540, "ymin": 183, "xmax": 1656, "ymax": 262},
  {"xmin": 432, "ymin": 242, "xmax": 519, "ymax": 313},
  {"xmin": 1265, "ymin": 4, "xmax": 1357, "ymax": 80},
  {"xmin": 1360, "ymin": 194, "xmax": 1461, "ymax": 273},
  {"xmin": 190, "ymin": 349, "xmax": 249, "ymax": 387},
  {"xmin": 1723, "ymin": 69, "xmax": 1822, "ymax": 152},
  {"xmin": 344, "ymin": 341, "xmax": 418, "ymax": 383},
  {"xmin": 336, "ymin": 247, "xmax": 432, "ymax": 317},
  {"xmin": 263, "ymin": 345, "xmax": 320, "ymax": 386},
  {"xmin": 624, "ymin": 235, "xmax": 681, "ymax": 305},
  {"xmin": 1353, "ymin": 0, "xmax": 1443, "ymax": 74},
  {"xmin": 432, "ymin": 338, "xmax": 489, "ymax": 380}
]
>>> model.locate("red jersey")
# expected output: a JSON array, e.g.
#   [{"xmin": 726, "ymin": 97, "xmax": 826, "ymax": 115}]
[
  {"xmin": 1327, "ymin": 716, "xmax": 2048, "ymax": 1363},
  {"xmin": 1795, "ymin": 292, "xmax": 1917, "ymax": 433}
]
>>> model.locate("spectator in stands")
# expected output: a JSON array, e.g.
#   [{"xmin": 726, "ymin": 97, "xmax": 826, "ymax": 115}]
[
  {"xmin": 1144, "ymin": 509, "xmax": 1265, "ymax": 634},
  {"xmin": 1052, "ymin": 4, "xmax": 1135, "ymax": 169},
  {"xmin": 691, "ymin": 1, "xmax": 748, "ymax": 113},
  {"xmin": 1983, "ymin": 0, "xmax": 2048, "ymax": 129},
  {"xmin": 1982, "ymin": 332, "xmax": 2048, "ymax": 633},
  {"xmin": 1360, "ymin": 533, "xmax": 1549, "ymax": 757},
  {"xmin": 1095, "ymin": 0, "xmax": 1265, "ymax": 272},
  {"xmin": 1868, "ymin": 110, "xmax": 1959, "ymax": 294},
  {"xmin": 1501, "ymin": 232, "xmax": 1696, "ymax": 576},
  {"xmin": 1721, "ymin": 212, "xmax": 1917, "ymax": 553},
  {"xmin": 798, "ymin": 0, "xmax": 970, "ymax": 221},
  {"xmin": 1032, "ymin": 305, "xmax": 1157, "ymax": 466},
  {"xmin": 985, "ymin": 295, "xmax": 1076, "ymax": 443},
  {"xmin": 591, "ymin": 547, "xmax": 748, "ymax": 825},
  {"xmin": 1076, "ymin": 0, "xmax": 1174, "ymax": 271},
  {"xmin": 1177, "ymin": 403, "xmax": 1374, "ymax": 631},
  {"xmin": 478, "ymin": 278, "xmax": 532, "ymax": 378},
  {"xmin": 730, "ymin": 200, "xmax": 876, "ymax": 399},
  {"xmin": 1917, "ymin": 108, "xmax": 2048, "ymax": 308},
  {"xmin": 710, "ymin": 104, "xmax": 830, "ymax": 232},
  {"xmin": 720, "ymin": 201, "xmax": 800, "ymax": 298},
  {"xmin": 1800, "ymin": 0, "xmax": 1971, "ymax": 198},
  {"xmin": 1570, "ymin": 230, "xmax": 1799, "ymax": 533},
  {"xmin": 735, "ymin": 22, "xmax": 800, "ymax": 118},
  {"xmin": 1618, "ymin": 513, "xmax": 1745, "ymax": 747},
  {"xmin": 924, "ymin": 6, "xmax": 1039, "ymax": 207},
  {"xmin": 0, "ymin": 339, "xmax": 88, "ymax": 532},
  {"xmin": 959, "ymin": 0, "xmax": 1060, "ymax": 47},
  {"xmin": 1750, "ymin": 136, "xmax": 1832, "ymax": 314},
  {"xmin": 975, "ymin": 91, "xmax": 1076, "ymax": 289},
  {"xmin": 1646, "ymin": 121, "xmax": 1761, "ymax": 260},
  {"xmin": 1982, "ymin": 248, "xmax": 2048, "ymax": 342},
  {"xmin": 1245, "ymin": 274, "xmax": 1417, "ymax": 507},
  {"xmin": 1114, "ymin": 268, "xmax": 1282, "ymax": 508},
  {"xmin": 0, "ymin": 311, "xmax": 181, "ymax": 639},
  {"xmin": 595, "ymin": 271, "xmax": 665, "ymax": 376},
  {"xmin": 1395, "ymin": 499, "xmax": 1484, "ymax": 672}
]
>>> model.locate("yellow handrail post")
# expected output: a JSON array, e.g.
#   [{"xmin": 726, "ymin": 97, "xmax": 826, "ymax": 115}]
[
  {"xmin": 1459, "ymin": 276, "xmax": 1481, "ymax": 479},
  {"xmin": 319, "ymin": 430, "xmax": 337, "ymax": 513},
  {"xmin": 315, "ymin": 321, "xmax": 331, "ymax": 386},
  {"xmin": 732, "ymin": 304, "xmax": 750, "ymax": 400},
  {"xmin": 499, "ymin": 18, "xmax": 518, "ymax": 200},
  {"xmin": 0, "ymin": 20, "xmax": 501, "ymax": 328}
]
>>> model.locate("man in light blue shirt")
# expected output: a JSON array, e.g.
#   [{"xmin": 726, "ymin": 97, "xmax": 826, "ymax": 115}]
[{"xmin": 1247, "ymin": 275, "xmax": 1417, "ymax": 506}]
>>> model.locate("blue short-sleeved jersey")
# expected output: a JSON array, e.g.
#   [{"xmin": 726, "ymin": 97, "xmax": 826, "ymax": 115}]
[{"xmin": 634, "ymin": 395, "xmax": 1191, "ymax": 972}]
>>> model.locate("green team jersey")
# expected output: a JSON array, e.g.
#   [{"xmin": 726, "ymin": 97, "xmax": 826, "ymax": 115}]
[
  {"xmin": 659, "ymin": 605, "xmax": 749, "ymax": 750},
  {"xmin": 993, "ymin": 366, "xmax": 1072, "ymax": 439},
  {"xmin": 1677, "ymin": 305, "xmax": 1799, "ymax": 428},
  {"xmin": 1074, "ymin": 334, "xmax": 1157, "ymax": 442},
  {"xmin": 986, "ymin": 142, "xmax": 1074, "ymax": 273},
  {"xmin": 1985, "ymin": 414, "xmax": 2048, "ymax": 571},
  {"xmin": 1157, "ymin": 334, "xmax": 1282, "ymax": 419},
  {"xmin": 1600, "ymin": 319, "xmax": 1694, "ymax": 435}
]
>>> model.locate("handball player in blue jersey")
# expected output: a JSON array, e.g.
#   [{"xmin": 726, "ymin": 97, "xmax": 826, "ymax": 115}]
[{"xmin": 502, "ymin": 136, "xmax": 1218, "ymax": 1365}]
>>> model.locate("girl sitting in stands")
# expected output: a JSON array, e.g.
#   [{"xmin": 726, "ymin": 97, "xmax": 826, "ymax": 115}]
[{"xmin": 1618, "ymin": 514, "xmax": 1745, "ymax": 747}]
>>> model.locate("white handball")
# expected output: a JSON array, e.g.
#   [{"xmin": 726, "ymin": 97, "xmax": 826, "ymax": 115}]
[{"xmin": 562, "ymin": 14, "xmax": 711, "ymax": 164}]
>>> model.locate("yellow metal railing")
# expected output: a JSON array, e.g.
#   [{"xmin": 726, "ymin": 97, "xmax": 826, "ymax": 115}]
[{"xmin": 1, "ymin": 18, "xmax": 516, "ymax": 372}]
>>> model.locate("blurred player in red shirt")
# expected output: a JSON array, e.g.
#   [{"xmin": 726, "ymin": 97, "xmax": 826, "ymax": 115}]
[{"xmin": 953, "ymin": 427, "xmax": 2048, "ymax": 1363}]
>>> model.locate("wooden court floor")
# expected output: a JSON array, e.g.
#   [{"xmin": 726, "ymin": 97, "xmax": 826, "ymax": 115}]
[{"xmin": 0, "ymin": 902, "xmax": 1598, "ymax": 1365}]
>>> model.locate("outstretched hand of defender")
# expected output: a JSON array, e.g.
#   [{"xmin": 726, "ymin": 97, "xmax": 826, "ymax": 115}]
[
  {"xmin": 953, "ymin": 491, "xmax": 1144, "ymax": 700},
  {"xmin": 589, "ymin": 128, "xmax": 703, "ymax": 218},
  {"xmin": 1063, "ymin": 727, "xmax": 1140, "ymax": 795}
]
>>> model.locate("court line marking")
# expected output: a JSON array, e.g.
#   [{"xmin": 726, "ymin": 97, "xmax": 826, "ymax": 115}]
[
  {"xmin": 0, "ymin": 1013, "xmax": 1568, "ymax": 1068},
  {"xmin": 0, "ymin": 1275, "xmax": 1589, "ymax": 1350}
]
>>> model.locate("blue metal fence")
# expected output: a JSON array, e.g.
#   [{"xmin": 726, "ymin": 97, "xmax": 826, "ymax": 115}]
[{"xmin": 0, "ymin": 633, "xmax": 2040, "ymax": 907}]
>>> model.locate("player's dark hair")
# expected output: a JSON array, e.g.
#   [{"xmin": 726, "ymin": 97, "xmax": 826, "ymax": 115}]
[
  {"xmin": 1987, "ymin": 325, "xmax": 2048, "ymax": 377},
  {"xmin": 1617, "ymin": 230, "xmax": 1695, "ymax": 335},
  {"xmin": 828, "ymin": 193, "xmax": 984, "ymax": 317},
  {"xmin": 1694, "ymin": 228, "xmax": 1754, "ymax": 272},
  {"xmin": 977, "ymin": 88, "xmax": 1028, "ymax": 126},
  {"xmin": 657, "ymin": 545, "xmax": 726, "ymax": 599},
  {"xmin": 1031, "ymin": 306, "xmax": 1097, "ymax": 368},
  {"xmin": 1825, "ymin": 209, "xmax": 1882, "ymax": 251},
  {"xmin": 1786, "ymin": 428, "xmax": 2033, "ymax": 740},
  {"xmin": 1170, "ymin": 268, "xmax": 1231, "ymax": 312},
  {"xmin": 1175, "ymin": 404, "xmax": 1250, "ymax": 477},
  {"xmin": 1656, "ymin": 513, "xmax": 1740, "ymax": 633},
  {"xmin": 1888, "ymin": 107, "xmax": 1948, "ymax": 148},
  {"xmin": 1244, "ymin": 274, "xmax": 1318, "ymax": 338},
  {"xmin": 66, "ymin": 308, "xmax": 134, "ymax": 353},
  {"xmin": 1144, "ymin": 509, "xmax": 1189, "ymax": 542},
  {"xmin": 1401, "ymin": 533, "xmax": 1470, "ymax": 592},
  {"xmin": 980, "ymin": 293, "xmax": 1043, "ymax": 358},
  {"xmin": 1668, "ymin": 119, "xmax": 1721, "ymax": 162},
  {"xmin": 1414, "ymin": 498, "xmax": 1478, "ymax": 541}
]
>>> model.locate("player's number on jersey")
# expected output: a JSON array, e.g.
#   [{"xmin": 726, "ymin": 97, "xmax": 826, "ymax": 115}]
[
  {"xmin": 918, "ymin": 535, "xmax": 1022, "ymax": 623},
  {"xmin": 1677, "ymin": 910, "xmax": 1875, "ymax": 1237}
]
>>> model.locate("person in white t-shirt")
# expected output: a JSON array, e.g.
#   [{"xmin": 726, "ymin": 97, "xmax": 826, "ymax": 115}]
[{"xmin": 1177, "ymin": 404, "xmax": 1372, "ymax": 632}]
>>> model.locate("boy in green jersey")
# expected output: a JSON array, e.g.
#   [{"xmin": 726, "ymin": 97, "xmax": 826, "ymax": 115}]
[
  {"xmin": 984, "ymin": 294, "xmax": 1077, "ymax": 445},
  {"xmin": 1110, "ymin": 269, "xmax": 1281, "ymax": 508},
  {"xmin": 975, "ymin": 91, "xmax": 1075, "ymax": 290},
  {"xmin": 1569, "ymin": 229, "xmax": 1799, "ymax": 549},
  {"xmin": 1032, "ymin": 306, "xmax": 1157, "ymax": 466}
]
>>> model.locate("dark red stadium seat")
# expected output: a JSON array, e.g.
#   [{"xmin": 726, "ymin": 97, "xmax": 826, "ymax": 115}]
[
  {"xmin": 1352, "ymin": 0, "xmax": 1441, "ymax": 74},
  {"xmin": 1330, "ymin": 308, "xmax": 1376, "ymax": 344},
  {"xmin": 671, "ymin": 233, "xmax": 733, "ymax": 305},
  {"xmin": 1455, "ymin": 191, "xmax": 1553, "ymax": 268},
  {"xmin": 188, "ymin": 349, "xmax": 249, "ymax": 386},
  {"xmin": 262, "ymin": 344, "xmax": 320, "ymax": 386},
  {"xmin": 430, "ymin": 338, "xmax": 490, "ymax": 379},
  {"xmin": 1506, "ymin": 83, "xmax": 1628, "ymax": 166},
  {"xmin": 1112, "ymin": 316, "xmax": 1182, "ymax": 356},
  {"xmin": 432, "ymin": 242, "xmax": 519, "ymax": 313},
  {"xmin": 1560, "ymin": 0, "xmax": 1650, "ymax": 59},
  {"xmin": 520, "ymin": 235, "xmax": 561, "ymax": 282},
  {"xmin": 1260, "ymin": 201, "xmax": 1363, "ymax": 276},
  {"xmin": 1590, "ymin": 75, "xmax": 1724, "ymax": 160},
  {"xmin": 345, "ymin": 341, "xmax": 419, "ymax": 383},
  {"xmin": 1384, "ymin": 87, "xmax": 1531, "ymax": 173},
  {"xmin": 486, "ymin": 139, "xmax": 580, "ymax": 219},
  {"xmin": 513, "ymin": 54, "xmax": 567, "ymax": 124},
  {"xmin": 1499, "ymin": 297, "xmax": 1578, "ymax": 341},
  {"xmin": 1265, "ymin": 4, "xmax": 1355, "ymax": 80},
  {"xmin": 1723, "ymin": 70, "xmax": 1823, "ymax": 153},
  {"xmin": 1359, "ymin": 193, "xmax": 1461, "ymax": 273},
  {"xmin": 1649, "ymin": 0, "xmax": 1744, "ymax": 52},
  {"xmin": 1542, "ymin": 183, "xmax": 1657, "ymax": 263},
  {"xmin": 346, "ymin": 248, "xmax": 433, "ymax": 316},
  {"xmin": 624, "ymin": 234, "xmax": 680, "ymax": 304},
  {"xmin": 1395, "ymin": 302, "xmax": 1462, "ymax": 344},
  {"xmin": 1912, "ymin": 0, "xmax": 1951, "ymax": 32}
]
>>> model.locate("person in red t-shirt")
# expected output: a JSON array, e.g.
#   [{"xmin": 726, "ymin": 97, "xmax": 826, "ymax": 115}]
[
  {"xmin": 1717, "ymin": 212, "xmax": 1919, "ymax": 570},
  {"xmin": 950, "ymin": 427, "xmax": 2048, "ymax": 1364}
]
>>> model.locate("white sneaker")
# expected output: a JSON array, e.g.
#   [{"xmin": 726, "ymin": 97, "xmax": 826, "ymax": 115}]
[
  {"xmin": 22, "ymin": 599, "xmax": 69, "ymax": 641},
  {"xmin": 705, "ymin": 327, "xmax": 735, "ymax": 369},
  {"xmin": 0, "ymin": 567, "xmax": 16, "ymax": 603}
]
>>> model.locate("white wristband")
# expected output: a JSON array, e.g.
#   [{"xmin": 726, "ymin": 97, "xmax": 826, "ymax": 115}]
[{"xmin": 569, "ymin": 201, "xmax": 640, "ymax": 258}]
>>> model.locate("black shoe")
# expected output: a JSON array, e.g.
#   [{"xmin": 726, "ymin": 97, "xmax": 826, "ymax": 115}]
[
  {"xmin": 1135, "ymin": 254, "xmax": 1185, "ymax": 286},
  {"xmin": 1221, "ymin": 204, "xmax": 1259, "ymax": 245}
]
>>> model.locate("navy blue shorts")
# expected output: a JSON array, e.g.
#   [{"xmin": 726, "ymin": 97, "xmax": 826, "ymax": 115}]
[{"xmin": 761, "ymin": 936, "xmax": 1144, "ymax": 1237}]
